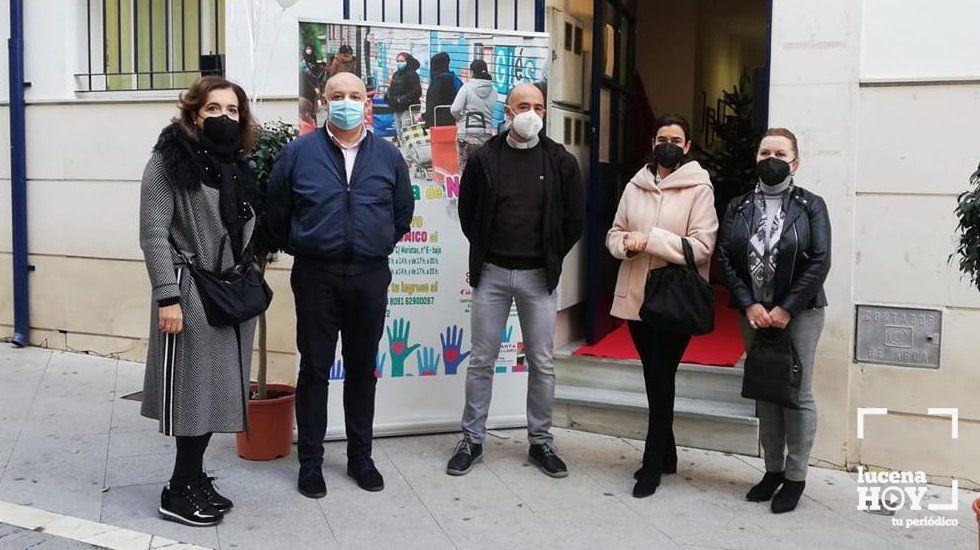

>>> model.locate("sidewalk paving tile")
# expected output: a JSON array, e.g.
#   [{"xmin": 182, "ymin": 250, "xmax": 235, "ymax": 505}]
[
  {"xmin": 0, "ymin": 432, "xmax": 109, "ymax": 522},
  {"xmin": 1, "ymin": 346, "xmax": 978, "ymax": 550},
  {"xmin": 100, "ymin": 482, "xmax": 220, "ymax": 549},
  {"xmin": 0, "ymin": 522, "xmax": 103, "ymax": 549}
]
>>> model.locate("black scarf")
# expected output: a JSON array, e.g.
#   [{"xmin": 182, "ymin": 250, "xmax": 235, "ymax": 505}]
[{"xmin": 196, "ymin": 133, "xmax": 254, "ymax": 263}]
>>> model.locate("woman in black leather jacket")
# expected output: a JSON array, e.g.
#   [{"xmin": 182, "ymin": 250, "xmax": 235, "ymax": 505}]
[{"xmin": 718, "ymin": 128, "xmax": 831, "ymax": 515}]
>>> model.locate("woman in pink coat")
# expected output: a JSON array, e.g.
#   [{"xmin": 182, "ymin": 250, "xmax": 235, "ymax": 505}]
[{"xmin": 606, "ymin": 114, "xmax": 719, "ymax": 498}]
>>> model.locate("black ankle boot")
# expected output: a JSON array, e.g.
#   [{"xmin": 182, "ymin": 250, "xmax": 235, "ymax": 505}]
[
  {"xmin": 632, "ymin": 469, "xmax": 661, "ymax": 498},
  {"xmin": 634, "ymin": 452, "xmax": 678, "ymax": 480},
  {"xmin": 771, "ymin": 480, "xmax": 805, "ymax": 513},
  {"xmin": 746, "ymin": 472, "xmax": 785, "ymax": 502}
]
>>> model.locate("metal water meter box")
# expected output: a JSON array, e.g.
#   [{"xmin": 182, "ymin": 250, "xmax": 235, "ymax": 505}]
[{"xmin": 854, "ymin": 305, "xmax": 942, "ymax": 369}]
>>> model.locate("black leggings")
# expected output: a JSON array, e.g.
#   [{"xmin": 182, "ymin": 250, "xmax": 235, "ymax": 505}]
[
  {"xmin": 627, "ymin": 321, "xmax": 691, "ymax": 471},
  {"xmin": 170, "ymin": 433, "xmax": 212, "ymax": 488}
]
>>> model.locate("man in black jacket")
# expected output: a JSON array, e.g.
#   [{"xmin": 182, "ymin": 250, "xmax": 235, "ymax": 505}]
[{"xmin": 446, "ymin": 83, "xmax": 585, "ymax": 478}]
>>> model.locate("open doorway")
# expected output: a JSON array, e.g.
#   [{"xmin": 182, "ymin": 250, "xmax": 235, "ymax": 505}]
[{"xmin": 580, "ymin": 0, "xmax": 771, "ymax": 368}]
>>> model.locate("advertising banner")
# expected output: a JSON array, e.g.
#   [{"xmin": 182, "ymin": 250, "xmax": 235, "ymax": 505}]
[{"xmin": 297, "ymin": 20, "xmax": 550, "ymax": 436}]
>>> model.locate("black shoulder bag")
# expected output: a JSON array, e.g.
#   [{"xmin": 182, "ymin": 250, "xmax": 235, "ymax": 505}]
[
  {"xmin": 173, "ymin": 235, "xmax": 273, "ymax": 327},
  {"xmin": 741, "ymin": 327, "xmax": 802, "ymax": 408},
  {"xmin": 638, "ymin": 237, "xmax": 715, "ymax": 335}
]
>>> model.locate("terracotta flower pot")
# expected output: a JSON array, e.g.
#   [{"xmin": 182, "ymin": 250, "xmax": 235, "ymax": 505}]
[
  {"xmin": 236, "ymin": 383, "xmax": 296, "ymax": 461},
  {"xmin": 973, "ymin": 497, "xmax": 980, "ymax": 541}
]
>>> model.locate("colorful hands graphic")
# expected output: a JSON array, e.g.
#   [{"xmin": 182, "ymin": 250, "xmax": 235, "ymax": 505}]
[
  {"xmin": 440, "ymin": 325, "xmax": 471, "ymax": 375},
  {"xmin": 416, "ymin": 346, "xmax": 441, "ymax": 376},
  {"xmin": 386, "ymin": 318, "xmax": 420, "ymax": 378},
  {"xmin": 375, "ymin": 353, "xmax": 387, "ymax": 378}
]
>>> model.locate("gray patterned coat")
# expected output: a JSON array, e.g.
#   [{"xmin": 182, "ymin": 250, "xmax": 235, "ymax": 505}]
[{"xmin": 139, "ymin": 124, "xmax": 256, "ymax": 436}]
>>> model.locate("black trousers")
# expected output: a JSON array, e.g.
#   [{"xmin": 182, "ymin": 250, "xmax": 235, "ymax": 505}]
[
  {"xmin": 627, "ymin": 321, "xmax": 691, "ymax": 470},
  {"xmin": 291, "ymin": 257, "xmax": 391, "ymax": 466}
]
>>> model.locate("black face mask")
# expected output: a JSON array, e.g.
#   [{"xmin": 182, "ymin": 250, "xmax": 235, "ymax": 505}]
[
  {"xmin": 201, "ymin": 115, "xmax": 239, "ymax": 149},
  {"xmin": 757, "ymin": 156, "xmax": 793, "ymax": 185},
  {"xmin": 653, "ymin": 142, "xmax": 685, "ymax": 170}
]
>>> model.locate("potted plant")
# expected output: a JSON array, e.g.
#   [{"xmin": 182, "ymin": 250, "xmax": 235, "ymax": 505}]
[
  {"xmin": 952, "ymin": 163, "xmax": 980, "ymax": 290},
  {"xmin": 699, "ymin": 77, "xmax": 763, "ymax": 283},
  {"xmin": 701, "ymin": 77, "xmax": 764, "ymax": 221},
  {"xmin": 951, "ymin": 165, "xmax": 979, "ymax": 539},
  {"xmin": 236, "ymin": 119, "xmax": 298, "ymax": 461}
]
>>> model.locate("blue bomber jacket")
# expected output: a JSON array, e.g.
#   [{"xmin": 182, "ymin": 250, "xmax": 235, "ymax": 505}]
[{"xmin": 266, "ymin": 127, "xmax": 415, "ymax": 261}]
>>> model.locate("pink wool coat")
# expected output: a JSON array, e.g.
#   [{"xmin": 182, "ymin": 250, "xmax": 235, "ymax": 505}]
[{"xmin": 605, "ymin": 160, "xmax": 719, "ymax": 321}]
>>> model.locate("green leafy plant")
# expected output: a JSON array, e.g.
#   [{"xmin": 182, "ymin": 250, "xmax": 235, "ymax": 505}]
[
  {"xmin": 247, "ymin": 119, "xmax": 297, "ymax": 400},
  {"xmin": 952, "ymin": 163, "xmax": 980, "ymax": 291},
  {"xmin": 700, "ymin": 79, "xmax": 764, "ymax": 218}
]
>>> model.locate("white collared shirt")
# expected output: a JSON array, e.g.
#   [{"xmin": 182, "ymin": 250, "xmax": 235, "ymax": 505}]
[{"xmin": 325, "ymin": 123, "xmax": 367, "ymax": 184}]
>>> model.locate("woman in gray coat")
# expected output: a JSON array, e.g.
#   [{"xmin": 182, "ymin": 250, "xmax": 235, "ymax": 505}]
[{"xmin": 139, "ymin": 76, "xmax": 259, "ymax": 527}]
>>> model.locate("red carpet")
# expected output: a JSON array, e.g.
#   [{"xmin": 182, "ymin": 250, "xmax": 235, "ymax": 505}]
[{"xmin": 574, "ymin": 287, "xmax": 745, "ymax": 367}]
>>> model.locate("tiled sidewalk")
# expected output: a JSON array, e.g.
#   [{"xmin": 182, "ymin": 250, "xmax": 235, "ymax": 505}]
[
  {"xmin": 0, "ymin": 346, "xmax": 976, "ymax": 549},
  {"xmin": 1, "ymin": 522, "xmax": 100, "ymax": 549}
]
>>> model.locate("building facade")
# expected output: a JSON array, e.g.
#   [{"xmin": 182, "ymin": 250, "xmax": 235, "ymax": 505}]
[{"xmin": 1, "ymin": 0, "xmax": 978, "ymax": 486}]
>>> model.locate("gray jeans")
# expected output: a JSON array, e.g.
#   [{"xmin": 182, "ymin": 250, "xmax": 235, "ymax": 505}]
[
  {"xmin": 740, "ymin": 307, "xmax": 825, "ymax": 481},
  {"xmin": 461, "ymin": 263, "xmax": 558, "ymax": 445}
]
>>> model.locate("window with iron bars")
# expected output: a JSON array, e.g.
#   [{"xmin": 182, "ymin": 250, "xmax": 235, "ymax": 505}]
[{"xmin": 77, "ymin": 0, "xmax": 225, "ymax": 92}]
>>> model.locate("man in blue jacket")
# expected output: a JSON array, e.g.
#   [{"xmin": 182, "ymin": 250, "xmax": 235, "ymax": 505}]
[{"xmin": 266, "ymin": 73, "xmax": 414, "ymax": 498}]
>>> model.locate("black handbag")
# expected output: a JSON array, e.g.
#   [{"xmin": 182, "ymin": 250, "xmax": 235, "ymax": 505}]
[
  {"xmin": 741, "ymin": 327, "xmax": 802, "ymax": 408},
  {"xmin": 638, "ymin": 237, "xmax": 715, "ymax": 335},
  {"xmin": 174, "ymin": 236, "xmax": 273, "ymax": 327}
]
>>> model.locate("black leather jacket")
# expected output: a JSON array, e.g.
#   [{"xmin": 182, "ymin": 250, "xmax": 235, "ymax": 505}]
[{"xmin": 718, "ymin": 185, "xmax": 831, "ymax": 315}]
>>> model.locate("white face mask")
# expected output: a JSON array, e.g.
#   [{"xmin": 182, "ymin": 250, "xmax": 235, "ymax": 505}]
[{"xmin": 509, "ymin": 109, "xmax": 543, "ymax": 140}]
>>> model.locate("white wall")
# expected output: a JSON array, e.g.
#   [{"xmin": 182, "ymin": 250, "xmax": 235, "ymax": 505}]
[
  {"xmin": 862, "ymin": 0, "xmax": 980, "ymax": 81},
  {"xmin": 0, "ymin": 0, "xmax": 8, "ymax": 102},
  {"xmin": 768, "ymin": 0, "xmax": 863, "ymax": 471},
  {"xmin": 1, "ymin": 0, "xmax": 87, "ymax": 101},
  {"xmin": 852, "ymin": 0, "xmax": 980, "ymax": 484},
  {"xmin": 768, "ymin": 0, "xmax": 980, "ymax": 484}
]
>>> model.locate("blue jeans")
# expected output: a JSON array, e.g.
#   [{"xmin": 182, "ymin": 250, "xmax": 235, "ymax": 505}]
[{"xmin": 461, "ymin": 263, "xmax": 558, "ymax": 445}]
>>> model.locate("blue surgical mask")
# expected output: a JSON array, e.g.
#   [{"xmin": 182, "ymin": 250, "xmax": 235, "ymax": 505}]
[
  {"xmin": 328, "ymin": 98, "xmax": 364, "ymax": 130},
  {"xmin": 396, "ymin": 61, "xmax": 407, "ymax": 71}
]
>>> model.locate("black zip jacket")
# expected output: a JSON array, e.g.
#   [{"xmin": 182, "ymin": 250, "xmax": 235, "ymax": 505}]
[{"xmin": 459, "ymin": 133, "xmax": 585, "ymax": 292}]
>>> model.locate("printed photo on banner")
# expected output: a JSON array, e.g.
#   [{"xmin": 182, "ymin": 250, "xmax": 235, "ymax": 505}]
[{"xmin": 298, "ymin": 21, "xmax": 549, "ymax": 379}]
